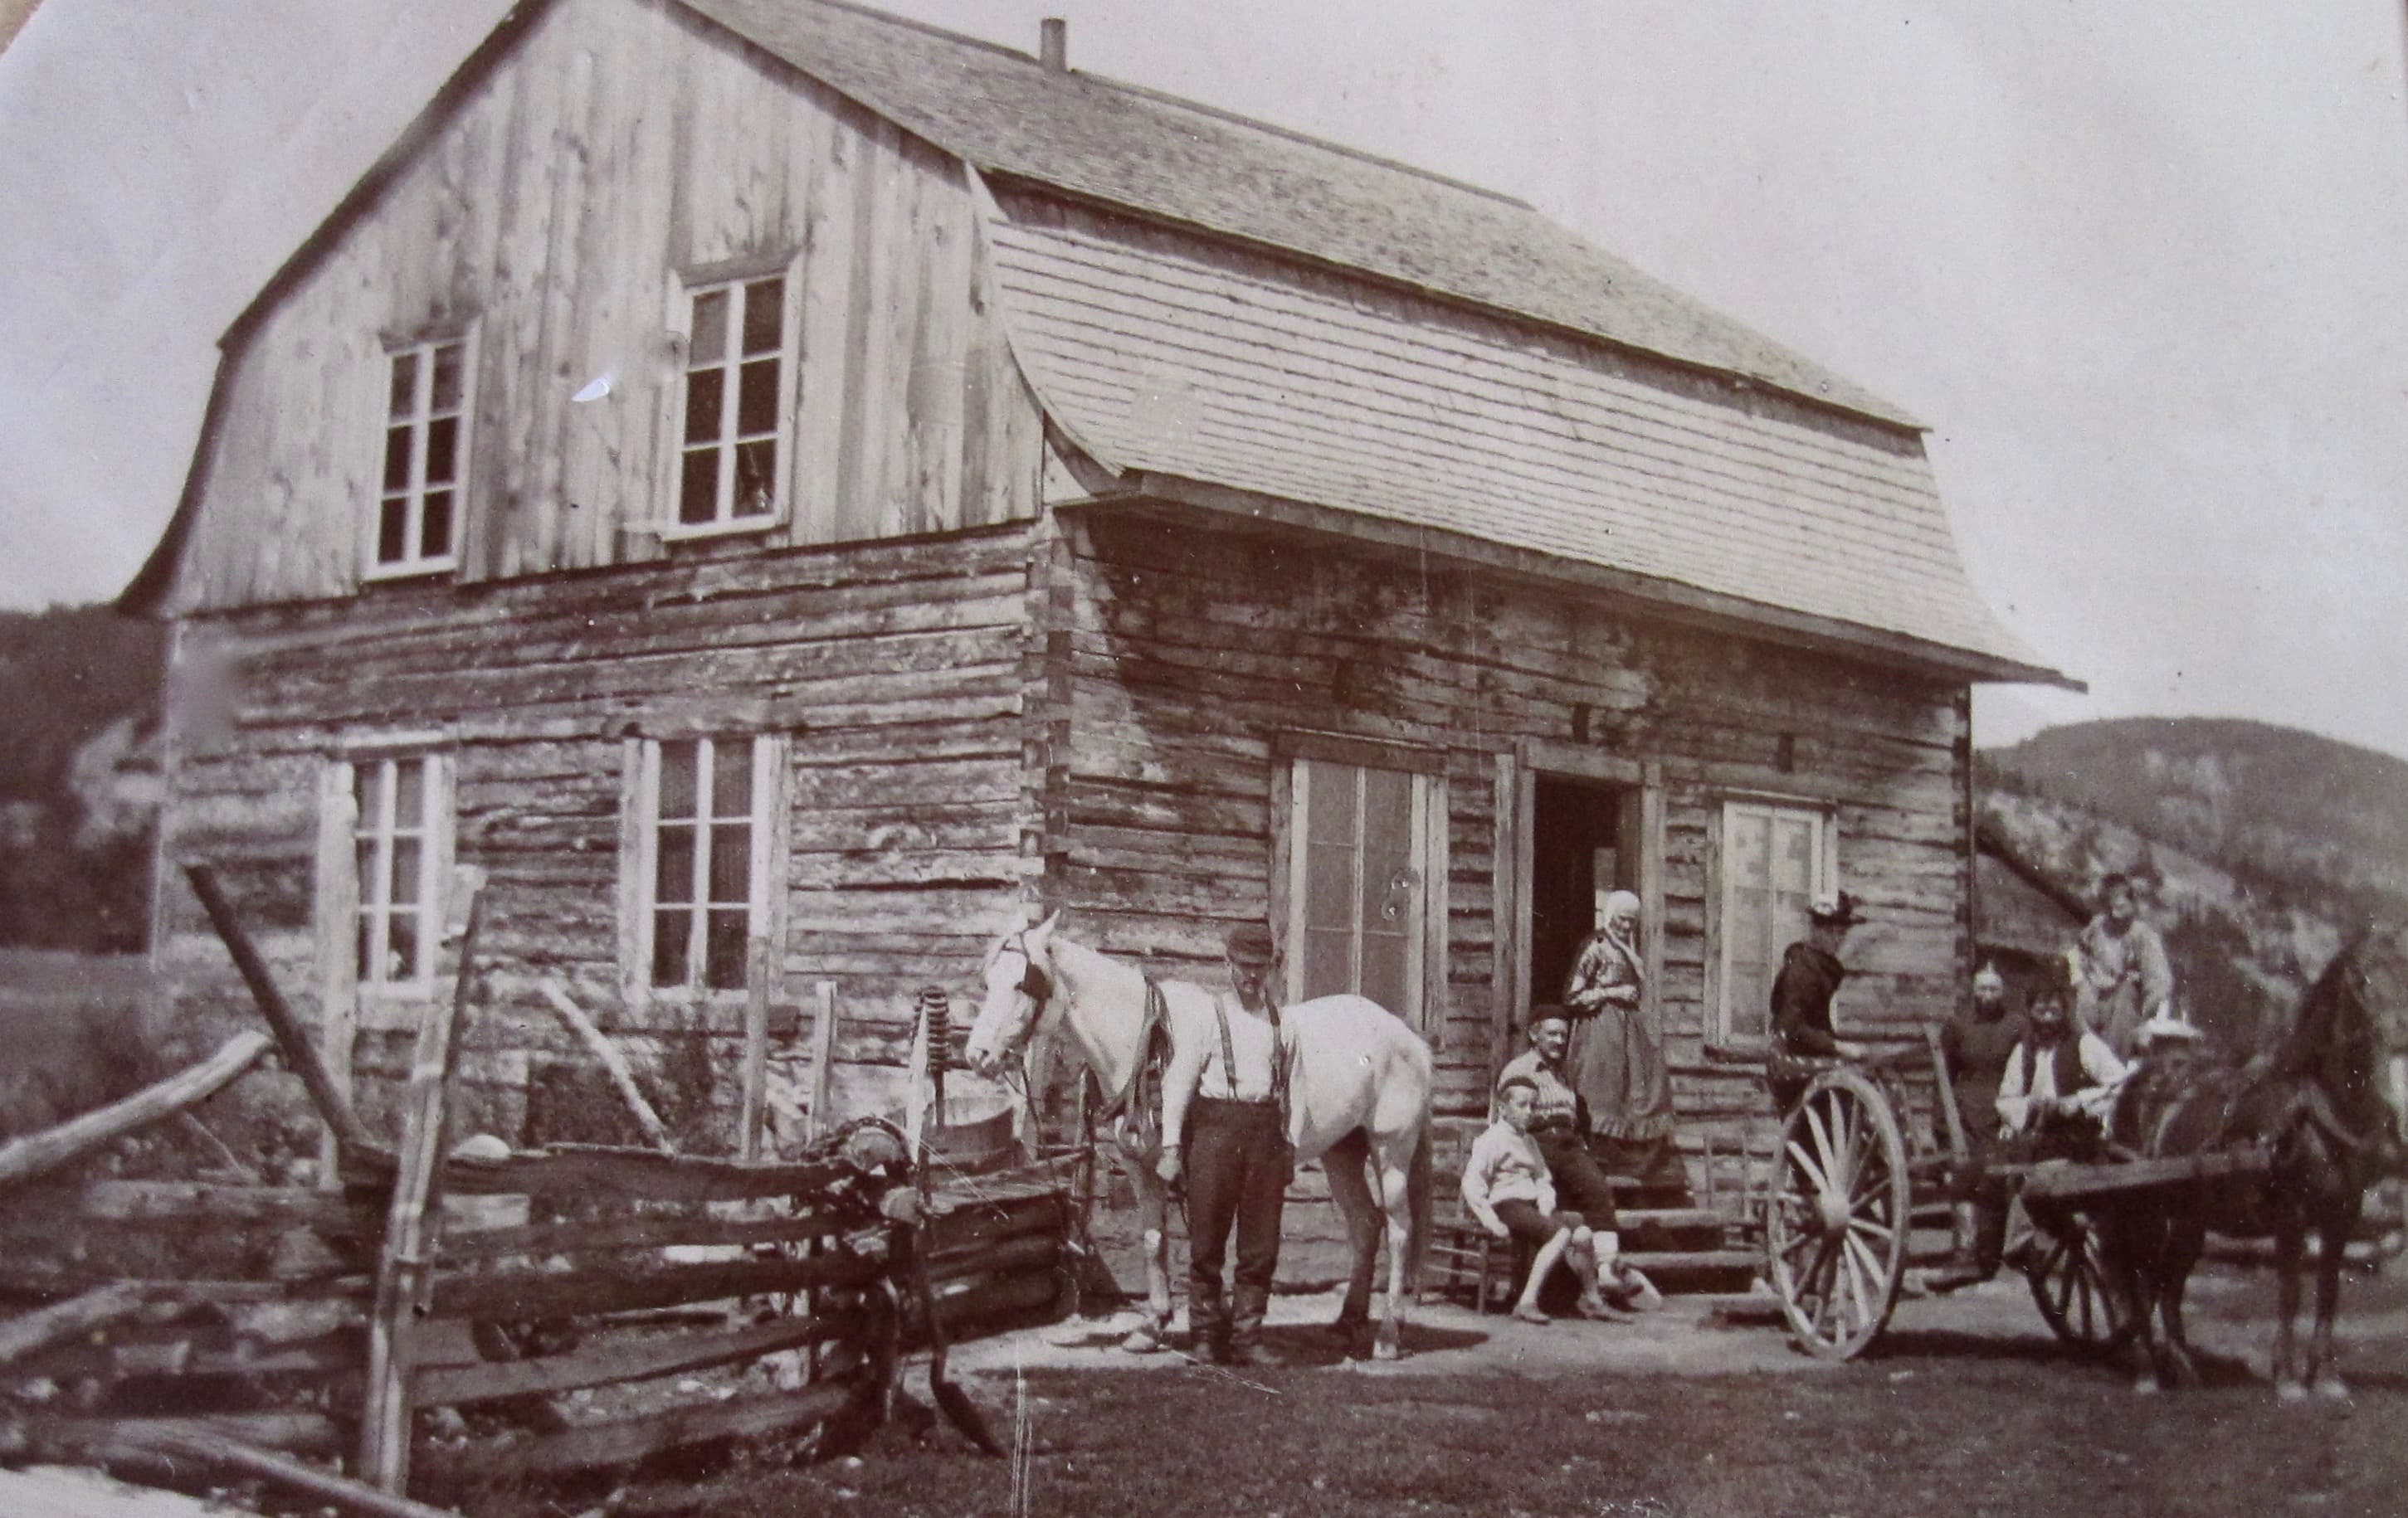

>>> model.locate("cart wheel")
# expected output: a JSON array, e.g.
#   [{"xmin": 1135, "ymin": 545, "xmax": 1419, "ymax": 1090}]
[
  {"xmin": 1765, "ymin": 1068, "xmax": 1912, "ymax": 1360},
  {"xmin": 2025, "ymin": 1215, "xmax": 2133, "ymax": 1354}
]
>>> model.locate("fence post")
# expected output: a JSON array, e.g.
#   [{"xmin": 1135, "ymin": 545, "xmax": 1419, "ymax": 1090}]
[
  {"xmin": 361, "ymin": 868, "xmax": 486, "ymax": 1495},
  {"xmin": 740, "ymin": 937, "xmax": 772, "ymax": 1161}
]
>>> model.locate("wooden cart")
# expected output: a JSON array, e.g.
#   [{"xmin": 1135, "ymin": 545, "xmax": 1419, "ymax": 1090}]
[{"xmin": 1759, "ymin": 1038, "xmax": 2263, "ymax": 1360}]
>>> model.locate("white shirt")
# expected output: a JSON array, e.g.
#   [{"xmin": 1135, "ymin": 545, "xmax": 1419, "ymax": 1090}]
[
  {"xmin": 1996, "ymin": 1032, "xmax": 2128, "ymax": 1137},
  {"xmin": 1459, "ymin": 1120, "xmax": 1557, "ymax": 1234}
]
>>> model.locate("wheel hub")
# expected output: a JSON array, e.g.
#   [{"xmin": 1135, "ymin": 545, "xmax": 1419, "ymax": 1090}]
[{"xmin": 1814, "ymin": 1185, "xmax": 1852, "ymax": 1234}]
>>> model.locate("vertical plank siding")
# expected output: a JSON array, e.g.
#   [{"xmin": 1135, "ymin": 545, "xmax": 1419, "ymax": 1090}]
[{"xmin": 170, "ymin": 0, "xmax": 1031, "ymax": 615}]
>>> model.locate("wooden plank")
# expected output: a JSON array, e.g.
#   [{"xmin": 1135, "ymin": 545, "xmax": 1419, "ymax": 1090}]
[
  {"xmin": 182, "ymin": 864, "xmax": 374, "ymax": 1153},
  {"xmin": 538, "ymin": 980, "xmax": 675, "ymax": 1152},
  {"xmin": 0, "ymin": 1033, "xmax": 271, "ymax": 1194},
  {"xmin": 0, "ymin": 1283, "xmax": 154, "ymax": 1367},
  {"xmin": 805, "ymin": 981, "xmax": 838, "ymax": 1140},
  {"xmin": 84, "ymin": 1426, "xmax": 458, "ymax": 1518},
  {"xmin": 417, "ymin": 1313, "xmax": 845, "ymax": 1406},
  {"xmin": 360, "ymin": 870, "xmax": 486, "ymax": 1492},
  {"xmin": 433, "ymin": 1206, "xmax": 841, "ymax": 1264},
  {"xmin": 420, "ymin": 1380, "xmax": 855, "ymax": 1483},
  {"xmin": 741, "ymin": 937, "xmax": 771, "ymax": 1160},
  {"xmin": 342, "ymin": 1141, "xmax": 888, "ymax": 1204},
  {"xmin": 2016, "ymin": 1149, "xmax": 2269, "ymax": 1204},
  {"xmin": 427, "ymin": 1248, "xmax": 884, "ymax": 1322}
]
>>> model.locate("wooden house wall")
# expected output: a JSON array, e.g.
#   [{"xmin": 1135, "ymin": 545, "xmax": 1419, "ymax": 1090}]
[
  {"xmin": 150, "ymin": 526, "xmax": 1044, "ymax": 1147},
  {"xmin": 1046, "ymin": 508, "xmax": 1970, "ymax": 1180},
  {"xmin": 168, "ymin": 0, "xmax": 1027, "ymax": 615}
]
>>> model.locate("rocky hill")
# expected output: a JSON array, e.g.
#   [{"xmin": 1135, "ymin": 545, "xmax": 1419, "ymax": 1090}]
[{"xmin": 1979, "ymin": 718, "xmax": 2407, "ymax": 1050}]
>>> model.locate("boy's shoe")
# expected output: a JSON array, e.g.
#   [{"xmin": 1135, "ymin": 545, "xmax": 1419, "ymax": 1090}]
[
  {"xmin": 1606, "ymin": 1268, "xmax": 1665, "ymax": 1312},
  {"xmin": 1511, "ymin": 1304, "xmax": 1552, "ymax": 1326},
  {"xmin": 1574, "ymin": 1296, "xmax": 1635, "ymax": 1323}
]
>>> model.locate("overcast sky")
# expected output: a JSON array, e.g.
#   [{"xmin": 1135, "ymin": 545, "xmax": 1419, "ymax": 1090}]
[{"xmin": 2, "ymin": 0, "xmax": 2405, "ymax": 761}]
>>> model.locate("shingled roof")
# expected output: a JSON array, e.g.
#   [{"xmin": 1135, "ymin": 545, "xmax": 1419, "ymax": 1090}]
[{"xmin": 680, "ymin": 0, "xmax": 1918, "ymax": 430}]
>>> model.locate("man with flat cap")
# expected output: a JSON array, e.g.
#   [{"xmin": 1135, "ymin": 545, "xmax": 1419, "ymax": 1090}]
[
  {"xmin": 1158, "ymin": 922, "xmax": 1294, "ymax": 1366},
  {"xmin": 1767, "ymin": 890, "xmax": 1870, "ymax": 1112}
]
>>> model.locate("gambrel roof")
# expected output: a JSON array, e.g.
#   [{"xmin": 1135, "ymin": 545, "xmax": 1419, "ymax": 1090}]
[
  {"xmin": 683, "ymin": 0, "xmax": 1916, "ymax": 430},
  {"xmin": 124, "ymin": 0, "xmax": 2068, "ymax": 684}
]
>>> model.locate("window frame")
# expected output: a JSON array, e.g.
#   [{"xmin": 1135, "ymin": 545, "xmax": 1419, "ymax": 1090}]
[
  {"xmin": 660, "ymin": 261, "xmax": 801, "ymax": 542},
  {"xmin": 365, "ymin": 329, "xmax": 475, "ymax": 581},
  {"xmin": 1274, "ymin": 741, "xmax": 1449, "ymax": 1034},
  {"xmin": 318, "ymin": 741, "xmax": 455, "ymax": 1003},
  {"xmin": 621, "ymin": 732, "xmax": 787, "ymax": 1000},
  {"xmin": 1705, "ymin": 793, "xmax": 1836, "ymax": 1050}
]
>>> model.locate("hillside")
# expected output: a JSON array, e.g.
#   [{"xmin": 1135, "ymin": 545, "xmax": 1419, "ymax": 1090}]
[
  {"xmin": 1978, "ymin": 718, "xmax": 2406, "ymax": 1051},
  {"xmin": 1983, "ymin": 718, "xmax": 2408, "ymax": 927},
  {"xmin": 0, "ymin": 603, "xmax": 166, "ymax": 951}
]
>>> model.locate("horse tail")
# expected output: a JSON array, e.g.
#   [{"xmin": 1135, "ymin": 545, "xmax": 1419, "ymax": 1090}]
[{"xmin": 1405, "ymin": 1113, "xmax": 1432, "ymax": 1295}]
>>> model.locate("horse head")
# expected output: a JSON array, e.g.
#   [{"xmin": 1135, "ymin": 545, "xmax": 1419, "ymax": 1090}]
[{"xmin": 963, "ymin": 911, "xmax": 1062, "ymax": 1078}]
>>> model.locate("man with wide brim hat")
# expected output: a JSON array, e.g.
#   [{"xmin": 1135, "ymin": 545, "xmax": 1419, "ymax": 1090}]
[
  {"xmin": 1158, "ymin": 921, "xmax": 1293, "ymax": 1366},
  {"xmin": 1767, "ymin": 891, "xmax": 1869, "ymax": 1111}
]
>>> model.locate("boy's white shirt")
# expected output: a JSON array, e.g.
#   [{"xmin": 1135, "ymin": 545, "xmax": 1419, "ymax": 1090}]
[{"xmin": 1460, "ymin": 1118, "xmax": 1557, "ymax": 1233}]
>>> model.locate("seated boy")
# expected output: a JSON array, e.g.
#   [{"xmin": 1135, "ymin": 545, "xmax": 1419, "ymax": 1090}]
[{"xmin": 1462, "ymin": 1075, "xmax": 1636, "ymax": 1323}]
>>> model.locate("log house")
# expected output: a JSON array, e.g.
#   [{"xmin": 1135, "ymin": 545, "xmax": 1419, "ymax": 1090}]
[{"xmin": 121, "ymin": 0, "xmax": 2071, "ymax": 1226}]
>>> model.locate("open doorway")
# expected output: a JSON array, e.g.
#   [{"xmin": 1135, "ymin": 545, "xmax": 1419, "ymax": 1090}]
[{"xmin": 1528, "ymin": 775, "xmax": 1637, "ymax": 1010}]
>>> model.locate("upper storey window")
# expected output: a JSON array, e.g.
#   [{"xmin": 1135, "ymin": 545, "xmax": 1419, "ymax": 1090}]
[
  {"xmin": 372, "ymin": 337, "xmax": 469, "ymax": 577},
  {"xmin": 675, "ymin": 274, "xmax": 790, "ymax": 533}
]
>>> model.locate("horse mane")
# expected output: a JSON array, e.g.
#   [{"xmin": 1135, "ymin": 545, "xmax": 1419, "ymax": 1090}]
[{"xmin": 2265, "ymin": 930, "xmax": 2390, "ymax": 1141}]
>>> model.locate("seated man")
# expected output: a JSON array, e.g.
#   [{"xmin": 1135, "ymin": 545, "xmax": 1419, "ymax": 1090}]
[
  {"xmin": 1495, "ymin": 1007, "xmax": 1658, "ymax": 1311},
  {"xmin": 1767, "ymin": 891, "xmax": 1869, "ymax": 1112},
  {"xmin": 1462, "ymin": 1075, "xmax": 1625, "ymax": 1324},
  {"xmin": 1994, "ymin": 962, "xmax": 2128, "ymax": 1268},
  {"xmin": 1996, "ymin": 961, "xmax": 2128, "ymax": 1158},
  {"xmin": 1927, "ymin": 961, "xmax": 2029, "ymax": 1292}
]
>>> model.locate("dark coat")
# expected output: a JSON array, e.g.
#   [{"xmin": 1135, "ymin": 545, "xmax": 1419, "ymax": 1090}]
[{"xmin": 1770, "ymin": 942, "xmax": 1848, "ymax": 1058}]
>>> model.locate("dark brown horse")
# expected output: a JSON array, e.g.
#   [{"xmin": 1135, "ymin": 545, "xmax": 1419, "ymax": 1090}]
[{"xmin": 2101, "ymin": 922, "xmax": 2408, "ymax": 1398}]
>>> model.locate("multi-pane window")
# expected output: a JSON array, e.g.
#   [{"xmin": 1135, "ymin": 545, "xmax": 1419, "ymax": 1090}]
[
  {"xmin": 678, "ymin": 276, "xmax": 786, "ymax": 528},
  {"xmin": 353, "ymin": 754, "xmax": 441, "ymax": 987},
  {"xmin": 645, "ymin": 737, "xmax": 768, "ymax": 991},
  {"xmin": 1715, "ymin": 800, "xmax": 1832, "ymax": 1044},
  {"xmin": 375, "ymin": 339, "xmax": 466, "ymax": 573},
  {"xmin": 1285, "ymin": 757, "xmax": 1440, "ymax": 1024}
]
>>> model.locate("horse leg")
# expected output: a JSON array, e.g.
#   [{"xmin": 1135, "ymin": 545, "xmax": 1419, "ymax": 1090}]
[
  {"xmin": 1369, "ymin": 1133, "xmax": 1417, "ymax": 1362},
  {"xmin": 1120, "ymin": 1146, "xmax": 1174, "ymax": 1354},
  {"xmin": 1321, "ymin": 1129, "xmax": 1381, "ymax": 1357},
  {"xmin": 2271, "ymin": 1220, "xmax": 2307, "ymax": 1401},
  {"xmin": 2158, "ymin": 1219, "xmax": 2206, "ymax": 1389},
  {"xmin": 2100, "ymin": 1216, "xmax": 2160, "ymax": 1393},
  {"xmin": 2311, "ymin": 1211, "xmax": 2352, "ymax": 1399}
]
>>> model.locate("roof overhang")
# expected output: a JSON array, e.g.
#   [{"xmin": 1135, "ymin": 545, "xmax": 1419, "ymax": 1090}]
[{"xmin": 1076, "ymin": 471, "xmax": 2084, "ymax": 692}]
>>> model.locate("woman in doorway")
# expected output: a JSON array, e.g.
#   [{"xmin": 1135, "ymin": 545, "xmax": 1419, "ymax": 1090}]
[{"xmin": 1563, "ymin": 891, "xmax": 1684, "ymax": 1194}]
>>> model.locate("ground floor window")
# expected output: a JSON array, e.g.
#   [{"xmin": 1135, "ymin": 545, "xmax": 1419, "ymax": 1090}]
[
  {"xmin": 627, "ymin": 734, "xmax": 783, "ymax": 995},
  {"xmin": 1714, "ymin": 798, "xmax": 1832, "ymax": 1044}
]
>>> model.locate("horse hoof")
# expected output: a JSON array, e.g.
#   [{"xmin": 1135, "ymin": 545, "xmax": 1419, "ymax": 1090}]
[
  {"xmin": 2133, "ymin": 1376, "xmax": 2162, "ymax": 1397},
  {"xmin": 1372, "ymin": 1339, "xmax": 1401, "ymax": 1362},
  {"xmin": 2277, "ymin": 1380, "xmax": 2311, "ymax": 1404},
  {"xmin": 2315, "ymin": 1376, "xmax": 2351, "ymax": 1401}
]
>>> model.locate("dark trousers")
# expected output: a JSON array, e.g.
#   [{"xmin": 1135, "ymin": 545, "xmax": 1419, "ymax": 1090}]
[
  {"xmin": 1183, "ymin": 1097, "xmax": 1288, "ymax": 1347},
  {"xmin": 1531, "ymin": 1129, "xmax": 1620, "ymax": 1230}
]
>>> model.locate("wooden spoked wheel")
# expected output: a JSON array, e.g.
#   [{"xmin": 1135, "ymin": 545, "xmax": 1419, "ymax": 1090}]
[
  {"xmin": 2025, "ymin": 1213, "xmax": 2133, "ymax": 1354},
  {"xmin": 1765, "ymin": 1068, "xmax": 1913, "ymax": 1360}
]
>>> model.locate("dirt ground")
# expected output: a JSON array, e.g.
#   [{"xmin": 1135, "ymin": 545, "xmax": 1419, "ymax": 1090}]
[{"xmin": 553, "ymin": 1260, "xmax": 2408, "ymax": 1518}]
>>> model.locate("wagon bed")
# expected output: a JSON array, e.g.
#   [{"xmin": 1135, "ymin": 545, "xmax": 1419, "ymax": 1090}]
[{"xmin": 1760, "ymin": 1039, "xmax": 2272, "ymax": 1360}]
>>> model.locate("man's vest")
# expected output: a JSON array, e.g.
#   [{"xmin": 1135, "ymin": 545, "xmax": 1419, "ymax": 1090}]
[{"xmin": 2013, "ymin": 1034, "xmax": 2090, "ymax": 1101}]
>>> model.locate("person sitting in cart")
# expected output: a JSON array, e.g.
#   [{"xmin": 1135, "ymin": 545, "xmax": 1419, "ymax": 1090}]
[
  {"xmin": 1767, "ymin": 890, "xmax": 1869, "ymax": 1111},
  {"xmin": 1926, "ymin": 961, "xmax": 2030, "ymax": 1292},
  {"xmin": 1991, "ymin": 961, "xmax": 2128, "ymax": 1269},
  {"xmin": 2074, "ymin": 873, "xmax": 2174, "ymax": 1060},
  {"xmin": 1995, "ymin": 957, "xmax": 2128, "ymax": 1155}
]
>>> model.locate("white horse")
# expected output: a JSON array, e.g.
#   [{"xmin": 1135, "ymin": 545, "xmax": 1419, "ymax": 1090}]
[{"xmin": 963, "ymin": 914, "xmax": 1435, "ymax": 1360}]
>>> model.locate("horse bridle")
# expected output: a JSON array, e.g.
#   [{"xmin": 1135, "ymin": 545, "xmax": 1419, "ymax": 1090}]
[{"xmin": 994, "ymin": 932, "xmax": 1055, "ymax": 1044}]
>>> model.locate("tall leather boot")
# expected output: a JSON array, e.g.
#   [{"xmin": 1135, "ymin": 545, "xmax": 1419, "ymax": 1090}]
[
  {"xmin": 1188, "ymin": 1279, "xmax": 1228, "ymax": 1360},
  {"xmin": 1224, "ymin": 1283, "xmax": 1276, "ymax": 1367}
]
